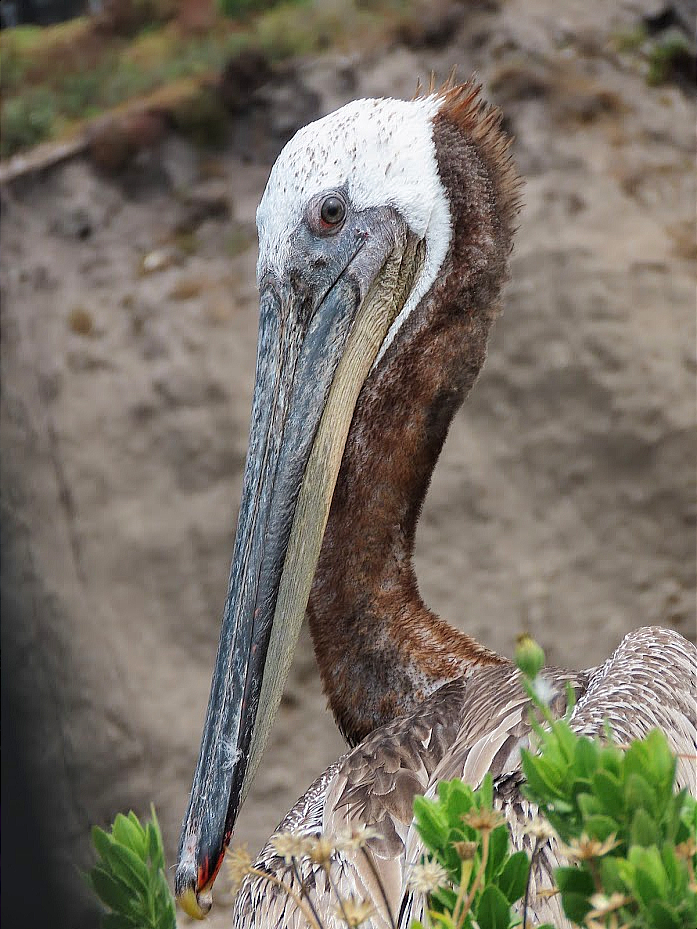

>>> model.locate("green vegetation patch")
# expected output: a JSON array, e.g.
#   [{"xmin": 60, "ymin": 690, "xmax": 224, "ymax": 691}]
[{"xmin": 0, "ymin": 0, "xmax": 421, "ymax": 160}]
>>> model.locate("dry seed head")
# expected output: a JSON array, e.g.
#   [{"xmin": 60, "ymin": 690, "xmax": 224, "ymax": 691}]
[
  {"xmin": 525, "ymin": 814, "xmax": 557, "ymax": 843},
  {"xmin": 309, "ymin": 835, "xmax": 336, "ymax": 867},
  {"xmin": 333, "ymin": 895, "xmax": 375, "ymax": 927},
  {"xmin": 269, "ymin": 830, "xmax": 312, "ymax": 865},
  {"xmin": 462, "ymin": 808, "xmax": 505, "ymax": 832},
  {"xmin": 335, "ymin": 825, "xmax": 383, "ymax": 852},
  {"xmin": 588, "ymin": 892, "xmax": 631, "ymax": 916},
  {"xmin": 225, "ymin": 844, "xmax": 252, "ymax": 897},
  {"xmin": 452, "ymin": 840, "xmax": 477, "ymax": 860},
  {"xmin": 676, "ymin": 838, "xmax": 696, "ymax": 860},
  {"xmin": 407, "ymin": 859, "xmax": 449, "ymax": 894},
  {"xmin": 559, "ymin": 833, "xmax": 620, "ymax": 861}
]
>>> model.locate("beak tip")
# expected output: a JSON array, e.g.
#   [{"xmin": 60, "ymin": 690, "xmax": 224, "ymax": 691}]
[{"xmin": 177, "ymin": 883, "xmax": 213, "ymax": 920}]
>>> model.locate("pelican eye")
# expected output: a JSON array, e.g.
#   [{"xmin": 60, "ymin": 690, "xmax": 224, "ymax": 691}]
[{"xmin": 320, "ymin": 195, "xmax": 346, "ymax": 228}]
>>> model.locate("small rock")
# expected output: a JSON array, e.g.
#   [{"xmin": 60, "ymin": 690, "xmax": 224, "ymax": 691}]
[
  {"xmin": 89, "ymin": 110, "xmax": 166, "ymax": 176},
  {"xmin": 68, "ymin": 306, "xmax": 94, "ymax": 336},
  {"xmin": 89, "ymin": 118, "xmax": 135, "ymax": 174},
  {"xmin": 138, "ymin": 246, "xmax": 184, "ymax": 275},
  {"xmin": 123, "ymin": 109, "xmax": 167, "ymax": 151}
]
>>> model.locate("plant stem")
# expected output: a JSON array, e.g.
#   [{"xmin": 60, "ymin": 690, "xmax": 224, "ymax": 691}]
[
  {"xmin": 457, "ymin": 831, "xmax": 490, "ymax": 929},
  {"xmin": 451, "ymin": 859, "xmax": 473, "ymax": 927}
]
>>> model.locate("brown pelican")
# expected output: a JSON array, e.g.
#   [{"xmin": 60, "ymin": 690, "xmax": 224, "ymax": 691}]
[{"xmin": 175, "ymin": 79, "xmax": 697, "ymax": 926}]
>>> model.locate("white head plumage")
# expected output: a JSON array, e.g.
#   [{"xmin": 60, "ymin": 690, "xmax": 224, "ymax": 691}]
[{"xmin": 256, "ymin": 95, "xmax": 453, "ymax": 360}]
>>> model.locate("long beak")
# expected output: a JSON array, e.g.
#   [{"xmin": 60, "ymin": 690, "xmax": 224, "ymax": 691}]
[{"xmin": 176, "ymin": 211, "xmax": 422, "ymax": 917}]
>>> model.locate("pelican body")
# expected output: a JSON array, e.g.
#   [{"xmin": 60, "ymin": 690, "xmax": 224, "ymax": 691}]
[{"xmin": 175, "ymin": 81, "xmax": 697, "ymax": 926}]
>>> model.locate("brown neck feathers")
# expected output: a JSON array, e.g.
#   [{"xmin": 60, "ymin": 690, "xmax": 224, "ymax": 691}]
[{"xmin": 308, "ymin": 83, "xmax": 522, "ymax": 747}]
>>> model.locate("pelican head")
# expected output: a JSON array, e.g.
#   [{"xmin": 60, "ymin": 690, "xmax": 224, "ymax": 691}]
[{"xmin": 175, "ymin": 80, "xmax": 519, "ymax": 917}]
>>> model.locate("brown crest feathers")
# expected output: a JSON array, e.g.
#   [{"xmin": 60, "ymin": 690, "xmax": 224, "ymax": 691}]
[{"xmin": 421, "ymin": 76, "xmax": 523, "ymax": 236}]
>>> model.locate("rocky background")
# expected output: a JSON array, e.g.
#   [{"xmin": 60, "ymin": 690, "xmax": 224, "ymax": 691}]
[{"xmin": 1, "ymin": 1, "xmax": 695, "ymax": 926}]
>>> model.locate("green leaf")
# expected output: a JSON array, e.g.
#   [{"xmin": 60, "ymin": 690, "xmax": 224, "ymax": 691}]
[
  {"xmin": 644, "ymin": 730, "xmax": 678, "ymax": 785},
  {"xmin": 583, "ymin": 814, "xmax": 621, "ymax": 842},
  {"xmin": 555, "ymin": 866, "xmax": 595, "ymax": 896},
  {"xmin": 92, "ymin": 825, "xmax": 116, "ymax": 862},
  {"xmin": 592, "ymin": 769, "xmax": 624, "ymax": 817},
  {"xmin": 147, "ymin": 805, "xmax": 166, "ymax": 870},
  {"xmin": 485, "ymin": 825, "xmax": 510, "ymax": 881},
  {"xmin": 647, "ymin": 899, "xmax": 685, "ymax": 929},
  {"xmin": 631, "ymin": 807, "xmax": 660, "ymax": 847},
  {"xmin": 478, "ymin": 773, "xmax": 494, "ymax": 809},
  {"xmin": 560, "ymin": 892, "xmax": 593, "ymax": 925},
  {"xmin": 441, "ymin": 779, "xmax": 476, "ymax": 824},
  {"xmin": 102, "ymin": 913, "xmax": 141, "ymax": 929},
  {"xmin": 496, "ymin": 851, "xmax": 529, "ymax": 904},
  {"xmin": 430, "ymin": 885, "xmax": 458, "ymax": 912},
  {"xmin": 577, "ymin": 792, "xmax": 603, "ymax": 820},
  {"xmin": 414, "ymin": 796, "xmax": 450, "ymax": 854},
  {"xmin": 105, "ymin": 842, "xmax": 151, "ymax": 895},
  {"xmin": 556, "ymin": 866, "xmax": 595, "ymax": 924},
  {"xmin": 112, "ymin": 813, "xmax": 147, "ymax": 860},
  {"xmin": 625, "ymin": 772, "xmax": 658, "ymax": 820},
  {"xmin": 631, "ymin": 845, "xmax": 668, "ymax": 905},
  {"xmin": 599, "ymin": 855, "xmax": 630, "ymax": 895},
  {"xmin": 573, "ymin": 737, "xmax": 598, "ymax": 778},
  {"xmin": 521, "ymin": 754, "xmax": 563, "ymax": 802},
  {"xmin": 86, "ymin": 865, "xmax": 137, "ymax": 914},
  {"xmin": 475, "ymin": 884, "xmax": 512, "ymax": 929},
  {"xmin": 552, "ymin": 721, "xmax": 578, "ymax": 765}
]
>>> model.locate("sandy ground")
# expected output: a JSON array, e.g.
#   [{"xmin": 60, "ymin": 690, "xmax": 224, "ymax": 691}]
[{"xmin": 1, "ymin": 2, "xmax": 695, "ymax": 926}]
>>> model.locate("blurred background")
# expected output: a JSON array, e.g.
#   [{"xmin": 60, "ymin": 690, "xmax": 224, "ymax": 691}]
[{"xmin": 1, "ymin": 0, "xmax": 695, "ymax": 926}]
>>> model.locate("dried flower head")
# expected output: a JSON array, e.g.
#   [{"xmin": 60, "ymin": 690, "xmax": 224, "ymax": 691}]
[
  {"xmin": 585, "ymin": 893, "xmax": 632, "ymax": 929},
  {"xmin": 676, "ymin": 837, "xmax": 696, "ymax": 860},
  {"xmin": 407, "ymin": 859, "xmax": 449, "ymax": 894},
  {"xmin": 462, "ymin": 807, "xmax": 505, "ymax": 832},
  {"xmin": 588, "ymin": 892, "xmax": 631, "ymax": 916},
  {"xmin": 309, "ymin": 835, "xmax": 335, "ymax": 867},
  {"xmin": 334, "ymin": 895, "xmax": 375, "ymax": 927},
  {"xmin": 269, "ymin": 830, "xmax": 312, "ymax": 865},
  {"xmin": 225, "ymin": 844, "xmax": 252, "ymax": 896},
  {"xmin": 525, "ymin": 814, "xmax": 557, "ymax": 843},
  {"xmin": 452, "ymin": 840, "xmax": 477, "ymax": 860},
  {"xmin": 559, "ymin": 833, "xmax": 619, "ymax": 862},
  {"xmin": 335, "ymin": 824, "xmax": 383, "ymax": 852}
]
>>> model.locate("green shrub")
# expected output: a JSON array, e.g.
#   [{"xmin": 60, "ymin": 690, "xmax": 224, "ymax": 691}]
[
  {"xmin": 411, "ymin": 775, "xmax": 530, "ymax": 929},
  {"xmin": 411, "ymin": 638, "xmax": 696, "ymax": 929},
  {"xmin": 86, "ymin": 806, "xmax": 176, "ymax": 929},
  {"xmin": 1, "ymin": 90, "xmax": 55, "ymax": 158}
]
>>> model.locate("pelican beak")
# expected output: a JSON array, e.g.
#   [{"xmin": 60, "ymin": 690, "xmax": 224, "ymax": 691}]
[{"xmin": 175, "ymin": 207, "xmax": 423, "ymax": 916}]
